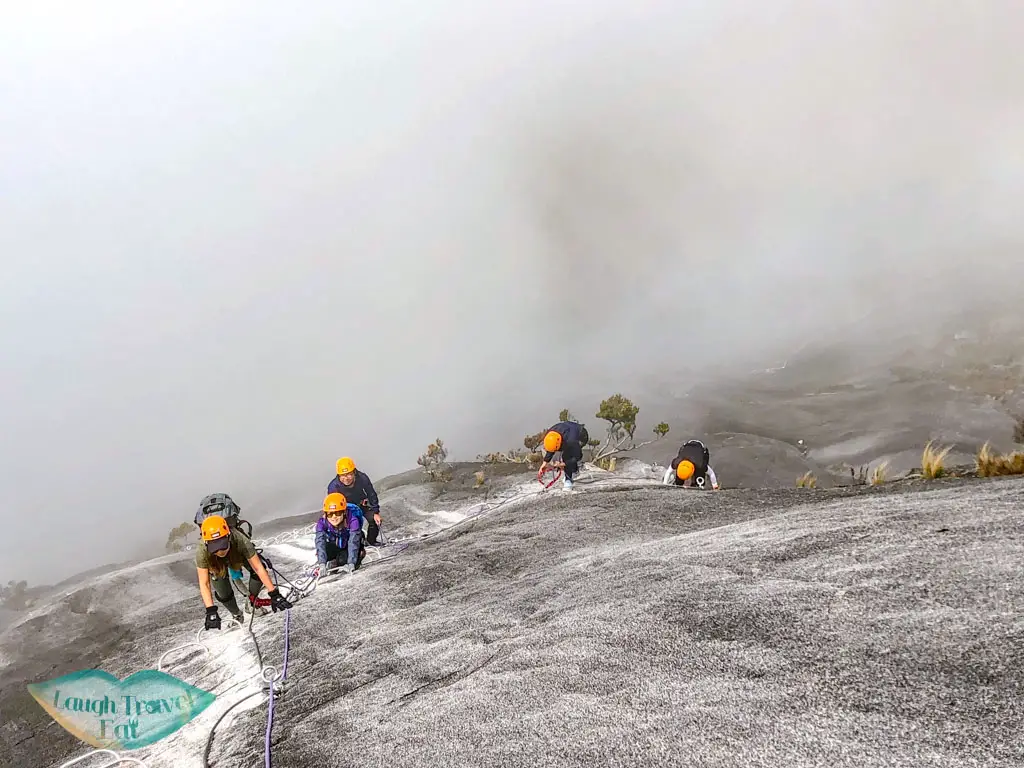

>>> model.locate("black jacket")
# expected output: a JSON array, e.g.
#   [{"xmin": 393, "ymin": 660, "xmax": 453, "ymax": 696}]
[
  {"xmin": 327, "ymin": 469, "xmax": 380, "ymax": 514},
  {"xmin": 542, "ymin": 421, "xmax": 590, "ymax": 463},
  {"xmin": 670, "ymin": 441, "xmax": 710, "ymax": 478}
]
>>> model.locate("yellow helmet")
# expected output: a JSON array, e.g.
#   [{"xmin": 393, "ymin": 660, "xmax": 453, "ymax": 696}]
[
  {"xmin": 676, "ymin": 460, "xmax": 695, "ymax": 481},
  {"xmin": 323, "ymin": 492, "xmax": 347, "ymax": 513},
  {"xmin": 543, "ymin": 431, "xmax": 563, "ymax": 453},
  {"xmin": 336, "ymin": 457, "xmax": 356, "ymax": 475}
]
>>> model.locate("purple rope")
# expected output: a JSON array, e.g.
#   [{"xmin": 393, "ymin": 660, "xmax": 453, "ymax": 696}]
[
  {"xmin": 264, "ymin": 681, "xmax": 275, "ymax": 768},
  {"xmin": 264, "ymin": 608, "xmax": 291, "ymax": 768},
  {"xmin": 282, "ymin": 608, "xmax": 291, "ymax": 678}
]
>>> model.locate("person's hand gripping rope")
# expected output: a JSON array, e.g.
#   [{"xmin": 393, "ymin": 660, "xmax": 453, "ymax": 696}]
[{"xmin": 249, "ymin": 588, "xmax": 293, "ymax": 612}]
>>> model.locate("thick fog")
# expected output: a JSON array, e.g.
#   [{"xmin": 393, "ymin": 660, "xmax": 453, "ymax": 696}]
[{"xmin": 2, "ymin": 0, "xmax": 1023, "ymax": 585}]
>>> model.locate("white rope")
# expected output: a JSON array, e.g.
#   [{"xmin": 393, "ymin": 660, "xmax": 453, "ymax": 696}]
[
  {"xmin": 55, "ymin": 468, "xmax": 641, "ymax": 768},
  {"xmin": 155, "ymin": 642, "xmax": 207, "ymax": 674},
  {"xmin": 58, "ymin": 749, "xmax": 147, "ymax": 767},
  {"xmin": 153, "ymin": 616, "xmax": 249, "ymax": 674},
  {"xmin": 55, "ymin": 599, "xmax": 293, "ymax": 768}
]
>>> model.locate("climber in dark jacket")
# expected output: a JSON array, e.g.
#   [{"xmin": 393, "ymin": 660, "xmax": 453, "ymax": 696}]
[
  {"xmin": 539, "ymin": 421, "xmax": 590, "ymax": 490},
  {"xmin": 663, "ymin": 439, "xmax": 720, "ymax": 490},
  {"xmin": 327, "ymin": 456, "xmax": 383, "ymax": 545}
]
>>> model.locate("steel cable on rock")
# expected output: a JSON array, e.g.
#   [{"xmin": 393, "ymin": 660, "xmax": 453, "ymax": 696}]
[{"xmin": 56, "ymin": 466, "xmax": 649, "ymax": 768}]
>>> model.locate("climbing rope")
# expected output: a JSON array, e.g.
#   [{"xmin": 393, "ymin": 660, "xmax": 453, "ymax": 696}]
[
  {"xmin": 56, "ymin": 570, "xmax": 302, "ymax": 768},
  {"xmin": 262, "ymin": 608, "xmax": 290, "ymax": 768},
  {"xmin": 250, "ymin": 468, "xmax": 572, "ymax": 555},
  {"xmin": 54, "ymin": 464, "xmax": 656, "ymax": 768},
  {"xmin": 59, "ymin": 751, "xmax": 147, "ymax": 767},
  {"xmin": 537, "ymin": 465, "xmax": 564, "ymax": 489}
]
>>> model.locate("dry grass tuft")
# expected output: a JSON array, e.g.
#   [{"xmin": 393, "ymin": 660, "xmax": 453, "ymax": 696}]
[
  {"xmin": 921, "ymin": 440, "xmax": 953, "ymax": 479},
  {"xmin": 473, "ymin": 470, "xmax": 486, "ymax": 488},
  {"xmin": 477, "ymin": 449, "xmax": 543, "ymax": 465},
  {"xmin": 975, "ymin": 442, "xmax": 1024, "ymax": 477},
  {"xmin": 796, "ymin": 471, "xmax": 817, "ymax": 488},
  {"xmin": 869, "ymin": 461, "xmax": 890, "ymax": 485}
]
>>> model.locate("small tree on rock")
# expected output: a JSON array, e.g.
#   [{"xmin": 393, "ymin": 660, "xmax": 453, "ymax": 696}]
[
  {"xmin": 591, "ymin": 393, "xmax": 669, "ymax": 465},
  {"xmin": 165, "ymin": 522, "xmax": 194, "ymax": 553},
  {"xmin": 522, "ymin": 410, "xmax": 578, "ymax": 456},
  {"xmin": 0, "ymin": 580, "xmax": 30, "ymax": 610},
  {"xmin": 523, "ymin": 430, "xmax": 545, "ymax": 452},
  {"xmin": 418, "ymin": 437, "xmax": 452, "ymax": 482}
]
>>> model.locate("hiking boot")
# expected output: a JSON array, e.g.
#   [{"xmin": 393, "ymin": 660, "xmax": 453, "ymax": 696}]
[
  {"xmin": 230, "ymin": 611, "xmax": 244, "ymax": 625},
  {"xmin": 563, "ymin": 477, "xmax": 574, "ymax": 491},
  {"xmin": 340, "ymin": 563, "xmax": 355, "ymax": 574}
]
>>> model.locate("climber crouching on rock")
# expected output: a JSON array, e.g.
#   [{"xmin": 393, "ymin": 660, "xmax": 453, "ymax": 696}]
[
  {"xmin": 539, "ymin": 420, "xmax": 590, "ymax": 491},
  {"xmin": 664, "ymin": 439, "xmax": 720, "ymax": 490},
  {"xmin": 196, "ymin": 515, "xmax": 293, "ymax": 631},
  {"xmin": 315, "ymin": 492, "xmax": 366, "ymax": 575},
  {"xmin": 328, "ymin": 456, "xmax": 384, "ymax": 547}
]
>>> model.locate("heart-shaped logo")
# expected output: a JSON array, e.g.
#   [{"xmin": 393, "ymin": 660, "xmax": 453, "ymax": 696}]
[{"xmin": 27, "ymin": 669, "xmax": 215, "ymax": 750}]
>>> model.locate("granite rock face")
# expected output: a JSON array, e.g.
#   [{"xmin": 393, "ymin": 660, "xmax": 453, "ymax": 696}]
[{"xmin": 2, "ymin": 470, "xmax": 1022, "ymax": 768}]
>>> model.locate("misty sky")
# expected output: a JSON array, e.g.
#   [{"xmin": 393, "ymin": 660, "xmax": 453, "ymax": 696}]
[{"xmin": 2, "ymin": 1, "xmax": 1023, "ymax": 584}]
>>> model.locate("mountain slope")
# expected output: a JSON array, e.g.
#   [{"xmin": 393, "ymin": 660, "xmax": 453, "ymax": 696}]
[{"xmin": 2, "ymin": 468, "xmax": 1022, "ymax": 768}]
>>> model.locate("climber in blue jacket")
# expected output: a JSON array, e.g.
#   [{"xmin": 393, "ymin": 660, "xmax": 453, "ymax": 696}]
[{"xmin": 315, "ymin": 492, "xmax": 365, "ymax": 575}]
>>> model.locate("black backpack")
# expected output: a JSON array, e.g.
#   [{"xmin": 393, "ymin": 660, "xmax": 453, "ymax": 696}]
[
  {"xmin": 675, "ymin": 441, "xmax": 710, "ymax": 473},
  {"xmin": 194, "ymin": 493, "xmax": 252, "ymax": 538}
]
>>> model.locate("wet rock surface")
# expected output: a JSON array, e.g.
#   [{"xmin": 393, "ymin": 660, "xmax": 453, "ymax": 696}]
[{"xmin": 2, "ymin": 468, "xmax": 1022, "ymax": 767}]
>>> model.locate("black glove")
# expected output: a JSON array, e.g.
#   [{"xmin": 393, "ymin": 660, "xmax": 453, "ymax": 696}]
[
  {"xmin": 268, "ymin": 588, "xmax": 293, "ymax": 612},
  {"xmin": 204, "ymin": 606, "xmax": 221, "ymax": 631}
]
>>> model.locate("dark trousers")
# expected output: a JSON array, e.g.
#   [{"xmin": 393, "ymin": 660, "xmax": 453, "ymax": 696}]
[
  {"xmin": 562, "ymin": 443, "xmax": 583, "ymax": 480},
  {"xmin": 365, "ymin": 512, "xmax": 380, "ymax": 545},
  {"xmin": 212, "ymin": 563, "xmax": 261, "ymax": 617},
  {"xmin": 322, "ymin": 530, "xmax": 363, "ymax": 568}
]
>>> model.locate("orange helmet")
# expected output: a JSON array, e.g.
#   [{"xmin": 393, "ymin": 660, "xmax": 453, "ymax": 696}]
[
  {"xmin": 676, "ymin": 460, "xmax": 695, "ymax": 481},
  {"xmin": 201, "ymin": 515, "xmax": 231, "ymax": 554},
  {"xmin": 201, "ymin": 515, "xmax": 230, "ymax": 541},
  {"xmin": 543, "ymin": 431, "xmax": 563, "ymax": 453},
  {"xmin": 323, "ymin": 492, "xmax": 347, "ymax": 513},
  {"xmin": 336, "ymin": 457, "xmax": 356, "ymax": 475}
]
